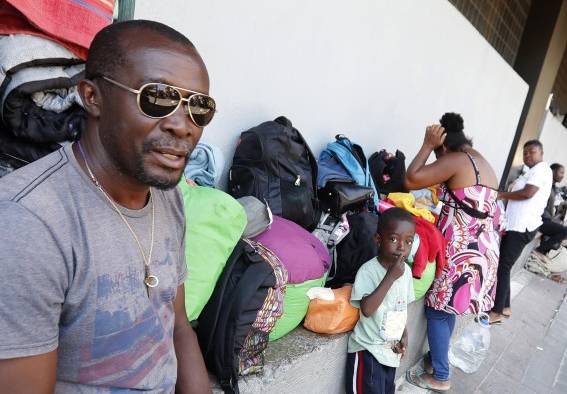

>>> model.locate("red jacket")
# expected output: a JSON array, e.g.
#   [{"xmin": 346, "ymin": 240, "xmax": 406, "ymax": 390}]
[{"xmin": 412, "ymin": 216, "xmax": 447, "ymax": 278}]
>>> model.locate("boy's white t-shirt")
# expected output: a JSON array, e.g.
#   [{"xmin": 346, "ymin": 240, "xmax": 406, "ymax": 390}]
[{"xmin": 348, "ymin": 258, "xmax": 415, "ymax": 368}]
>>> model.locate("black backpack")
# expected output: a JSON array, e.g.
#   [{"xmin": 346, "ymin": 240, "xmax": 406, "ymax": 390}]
[
  {"xmin": 228, "ymin": 116, "xmax": 319, "ymax": 230},
  {"xmin": 368, "ymin": 149, "xmax": 407, "ymax": 195},
  {"xmin": 326, "ymin": 211, "xmax": 379, "ymax": 288},
  {"xmin": 197, "ymin": 239, "xmax": 287, "ymax": 394}
]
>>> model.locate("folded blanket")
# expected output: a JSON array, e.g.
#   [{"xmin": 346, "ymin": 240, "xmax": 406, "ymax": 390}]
[
  {"xmin": 2, "ymin": 0, "xmax": 114, "ymax": 59},
  {"xmin": 0, "ymin": 2, "xmax": 88, "ymax": 58},
  {"xmin": 32, "ymin": 86, "xmax": 83, "ymax": 113},
  {"xmin": 184, "ymin": 142, "xmax": 225, "ymax": 188}
]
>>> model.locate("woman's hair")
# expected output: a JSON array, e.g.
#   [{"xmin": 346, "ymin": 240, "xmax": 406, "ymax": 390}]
[{"xmin": 440, "ymin": 112, "xmax": 473, "ymax": 151}]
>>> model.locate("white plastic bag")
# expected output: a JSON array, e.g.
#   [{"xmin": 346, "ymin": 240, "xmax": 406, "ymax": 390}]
[{"xmin": 448, "ymin": 313, "xmax": 491, "ymax": 373}]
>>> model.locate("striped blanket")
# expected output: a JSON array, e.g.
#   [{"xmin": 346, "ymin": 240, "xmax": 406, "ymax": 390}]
[{"xmin": 0, "ymin": 0, "xmax": 115, "ymax": 59}]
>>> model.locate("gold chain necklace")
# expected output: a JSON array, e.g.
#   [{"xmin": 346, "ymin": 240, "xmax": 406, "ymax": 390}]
[{"xmin": 77, "ymin": 142, "xmax": 158, "ymax": 296}]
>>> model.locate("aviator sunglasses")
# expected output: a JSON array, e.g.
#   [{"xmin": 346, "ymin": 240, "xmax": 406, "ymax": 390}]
[{"xmin": 101, "ymin": 76, "xmax": 216, "ymax": 127}]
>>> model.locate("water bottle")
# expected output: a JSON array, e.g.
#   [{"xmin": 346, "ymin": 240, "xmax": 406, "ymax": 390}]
[{"xmin": 448, "ymin": 312, "xmax": 491, "ymax": 373}]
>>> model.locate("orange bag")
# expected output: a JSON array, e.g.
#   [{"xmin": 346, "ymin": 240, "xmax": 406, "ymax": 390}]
[{"xmin": 303, "ymin": 285, "xmax": 359, "ymax": 334}]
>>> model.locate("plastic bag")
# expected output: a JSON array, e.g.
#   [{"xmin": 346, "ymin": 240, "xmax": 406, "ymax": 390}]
[
  {"xmin": 303, "ymin": 285, "xmax": 359, "ymax": 334},
  {"xmin": 448, "ymin": 312, "xmax": 491, "ymax": 373}
]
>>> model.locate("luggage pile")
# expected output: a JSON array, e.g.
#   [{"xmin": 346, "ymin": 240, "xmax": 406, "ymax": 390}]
[
  {"xmin": 0, "ymin": 4, "xmax": 451, "ymax": 392},
  {"xmin": 182, "ymin": 116, "xmax": 447, "ymax": 393},
  {"xmin": 0, "ymin": 0, "xmax": 114, "ymax": 177}
]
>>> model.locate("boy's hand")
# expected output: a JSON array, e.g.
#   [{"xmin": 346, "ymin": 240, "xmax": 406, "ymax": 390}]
[
  {"xmin": 393, "ymin": 331, "xmax": 408, "ymax": 358},
  {"xmin": 386, "ymin": 254, "xmax": 406, "ymax": 280}
]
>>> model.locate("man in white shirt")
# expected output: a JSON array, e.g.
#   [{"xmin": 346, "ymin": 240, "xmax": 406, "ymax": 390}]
[{"xmin": 490, "ymin": 140, "xmax": 552, "ymax": 323}]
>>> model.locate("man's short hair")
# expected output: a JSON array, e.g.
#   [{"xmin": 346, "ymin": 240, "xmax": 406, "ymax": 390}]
[
  {"xmin": 523, "ymin": 139, "xmax": 543, "ymax": 150},
  {"xmin": 377, "ymin": 208, "xmax": 415, "ymax": 235},
  {"xmin": 86, "ymin": 20, "xmax": 195, "ymax": 80},
  {"xmin": 551, "ymin": 163, "xmax": 564, "ymax": 171}
]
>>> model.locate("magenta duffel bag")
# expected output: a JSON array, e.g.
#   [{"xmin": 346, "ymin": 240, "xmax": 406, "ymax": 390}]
[{"xmin": 254, "ymin": 216, "xmax": 331, "ymax": 284}]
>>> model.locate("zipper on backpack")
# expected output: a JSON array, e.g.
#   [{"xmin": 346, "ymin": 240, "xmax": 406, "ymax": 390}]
[{"xmin": 294, "ymin": 175, "xmax": 301, "ymax": 186}]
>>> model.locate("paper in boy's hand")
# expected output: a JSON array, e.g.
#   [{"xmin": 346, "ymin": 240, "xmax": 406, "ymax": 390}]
[{"xmin": 381, "ymin": 310, "xmax": 407, "ymax": 341}]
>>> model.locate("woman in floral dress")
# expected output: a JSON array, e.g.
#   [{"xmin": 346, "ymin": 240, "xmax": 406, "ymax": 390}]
[{"xmin": 403, "ymin": 113, "xmax": 501, "ymax": 392}]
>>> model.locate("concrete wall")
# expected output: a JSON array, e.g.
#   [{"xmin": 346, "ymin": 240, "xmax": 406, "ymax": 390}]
[
  {"xmin": 134, "ymin": 0, "xmax": 528, "ymax": 187},
  {"xmin": 540, "ymin": 110, "xmax": 567, "ymax": 186}
]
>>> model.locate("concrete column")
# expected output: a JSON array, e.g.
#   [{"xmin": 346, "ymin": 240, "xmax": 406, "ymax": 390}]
[
  {"xmin": 117, "ymin": 0, "xmax": 136, "ymax": 22},
  {"xmin": 501, "ymin": 0, "xmax": 567, "ymax": 187}
]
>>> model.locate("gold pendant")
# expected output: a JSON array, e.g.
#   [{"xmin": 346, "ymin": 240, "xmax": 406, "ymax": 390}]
[{"xmin": 144, "ymin": 274, "xmax": 159, "ymax": 288}]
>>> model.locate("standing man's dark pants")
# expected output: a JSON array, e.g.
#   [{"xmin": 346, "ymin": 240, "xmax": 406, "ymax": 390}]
[
  {"xmin": 536, "ymin": 219, "xmax": 567, "ymax": 255},
  {"xmin": 493, "ymin": 230, "xmax": 537, "ymax": 313}
]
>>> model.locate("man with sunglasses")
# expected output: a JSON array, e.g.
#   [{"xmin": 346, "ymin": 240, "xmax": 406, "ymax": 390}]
[{"xmin": 0, "ymin": 20, "xmax": 214, "ymax": 393}]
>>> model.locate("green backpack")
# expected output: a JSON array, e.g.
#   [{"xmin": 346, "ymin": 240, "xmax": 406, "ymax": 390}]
[
  {"xmin": 409, "ymin": 261, "xmax": 436, "ymax": 300},
  {"xmin": 179, "ymin": 182, "xmax": 247, "ymax": 321},
  {"xmin": 269, "ymin": 276, "xmax": 326, "ymax": 341},
  {"xmin": 406, "ymin": 234, "xmax": 435, "ymax": 300}
]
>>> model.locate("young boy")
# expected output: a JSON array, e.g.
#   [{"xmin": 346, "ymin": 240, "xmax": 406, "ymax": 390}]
[{"xmin": 346, "ymin": 208, "xmax": 416, "ymax": 394}]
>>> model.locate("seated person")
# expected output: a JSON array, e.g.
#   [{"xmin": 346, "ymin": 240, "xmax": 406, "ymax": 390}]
[{"xmin": 537, "ymin": 163, "xmax": 567, "ymax": 255}]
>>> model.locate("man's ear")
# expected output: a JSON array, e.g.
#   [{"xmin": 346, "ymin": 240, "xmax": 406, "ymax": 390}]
[{"xmin": 78, "ymin": 79, "xmax": 102, "ymax": 117}]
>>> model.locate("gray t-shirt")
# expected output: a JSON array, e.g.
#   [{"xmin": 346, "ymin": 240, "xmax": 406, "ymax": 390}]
[{"xmin": 0, "ymin": 143, "xmax": 188, "ymax": 393}]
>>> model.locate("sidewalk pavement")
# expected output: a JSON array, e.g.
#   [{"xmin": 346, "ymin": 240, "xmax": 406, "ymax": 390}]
[{"xmin": 397, "ymin": 268, "xmax": 567, "ymax": 394}]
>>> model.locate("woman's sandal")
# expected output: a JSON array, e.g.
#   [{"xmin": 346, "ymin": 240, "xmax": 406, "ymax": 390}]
[
  {"xmin": 488, "ymin": 312, "xmax": 504, "ymax": 325},
  {"xmin": 406, "ymin": 369, "xmax": 450, "ymax": 393},
  {"xmin": 475, "ymin": 315, "xmax": 502, "ymax": 325},
  {"xmin": 550, "ymin": 274, "xmax": 566, "ymax": 284}
]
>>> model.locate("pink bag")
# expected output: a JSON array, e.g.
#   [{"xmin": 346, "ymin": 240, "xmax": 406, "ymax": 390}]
[{"xmin": 254, "ymin": 216, "xmax": 331, "ymax": 283}]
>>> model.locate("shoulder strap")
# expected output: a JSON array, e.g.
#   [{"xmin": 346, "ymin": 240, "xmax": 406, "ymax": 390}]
[
  {"xmin": 275, "ymin": 116, "xmax": 318, "ymax": 202},
  {"xmin": 198, "ymin": 242, "xmax": 245, "ymax": 357},
  {"xmin": 444, "ymin": 187, "xmax": 490, "ymax": 219},
  {"xmin": 464, "ymin": 152, "xmax": 481, "ymax": 185},
  {"xmin": 219, "ymin": 241, "xmax": 274, "ymax": 393}
]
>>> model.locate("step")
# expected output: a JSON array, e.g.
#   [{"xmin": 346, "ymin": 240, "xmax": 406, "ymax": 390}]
[
  {"xmin": 211, "ymin": 236, "xmax": 544, "ymax": 393},
  {"xmin": 211, "ymin": 299, "xmax": 428, "ymax": 393}
]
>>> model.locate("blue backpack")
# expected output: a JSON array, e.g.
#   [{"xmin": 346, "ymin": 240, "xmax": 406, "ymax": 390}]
[{"xmin": 317, "ymin": 135, "xmax": 379, "ymax": 209}]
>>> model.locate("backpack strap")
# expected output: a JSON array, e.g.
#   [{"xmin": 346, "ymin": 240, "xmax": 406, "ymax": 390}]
[
  {"xmin": 337, "ymin": 134, "xmax": 365, "ymax": 169},
  {"xmin": 219, "ymin": 242, "xmax": 274, "ymax": 393},
  {"xmin": 300, "ymin": 131, "xmax": 319, "ymax": 201},
  {"xmin": 275, "ymin": 116, "xmax": 319, "ymax": 211}
]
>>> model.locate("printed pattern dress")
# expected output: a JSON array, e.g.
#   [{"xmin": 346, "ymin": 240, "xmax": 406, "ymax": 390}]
[{"xmin": 425, "ymin": 154, "xmax": 502, "ymax": 315}]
